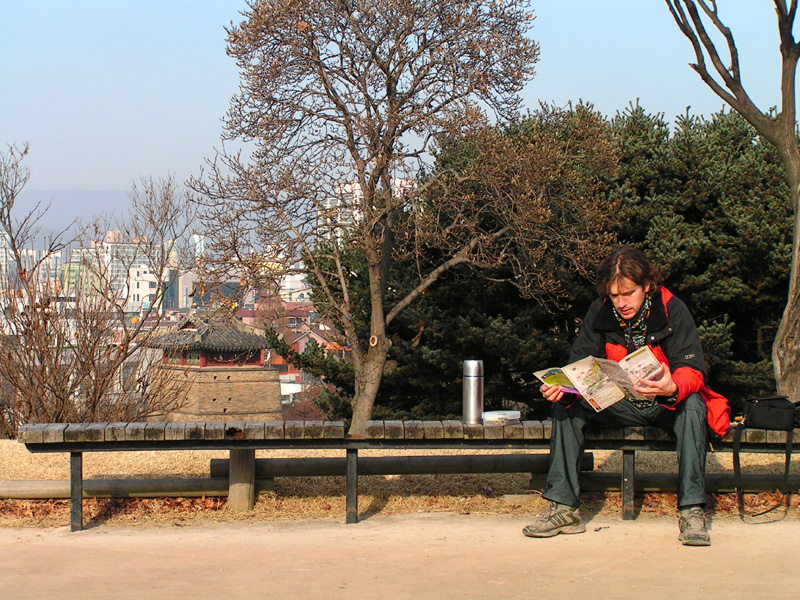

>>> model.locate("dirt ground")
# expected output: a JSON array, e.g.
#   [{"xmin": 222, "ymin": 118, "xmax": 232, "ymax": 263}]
[
  {"xmin": 2, "ymin": 440, "xmax": 799, "ymax": 528},
  {"xmin": 6, "ymin": 515, "xmax": 800, "ymax": 600}
]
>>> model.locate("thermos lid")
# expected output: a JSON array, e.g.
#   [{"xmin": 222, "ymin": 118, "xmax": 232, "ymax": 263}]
[{"xmin": 463, "ymin": 360, "xmax": 483, "ymax": 377}]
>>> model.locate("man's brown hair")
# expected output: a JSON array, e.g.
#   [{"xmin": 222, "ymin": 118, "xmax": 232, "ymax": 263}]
[{"xmin": 595, "ymin": 246, "xmax": 663, "ymax": 297}]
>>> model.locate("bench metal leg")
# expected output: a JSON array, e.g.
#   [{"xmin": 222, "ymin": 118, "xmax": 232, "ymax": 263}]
[
  {"xmin": 346, "ymin": 448, "xmax": 358, "ymax": 524},
  {"xmin": 622, "ymin": 449, "xmax": 635, "ymax": 520},
  {"xmin": 228, "ymin": 449, "xmax": 256, "ymax": 512},
  {"xmin": 70, "ymin": 451, "xmax": 83, "ymax": 532}
]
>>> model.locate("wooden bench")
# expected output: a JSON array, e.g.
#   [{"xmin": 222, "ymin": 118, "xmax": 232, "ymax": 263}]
[{"xmin": 17, "ymin": 419, "xmax": 798, "ymax": 531}]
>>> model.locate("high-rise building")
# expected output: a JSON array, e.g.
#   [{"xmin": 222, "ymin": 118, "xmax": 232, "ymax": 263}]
[
  {"xmin": 318, "ymin": 181, "xmax": 364, "ymax": 245},
  {"xmin": 0, "ymin": 232, "xmax": 12, "ymax": 278},
  {"xmin": 317, "ymin": 178, "xmax": 417, "ymax": 245}
]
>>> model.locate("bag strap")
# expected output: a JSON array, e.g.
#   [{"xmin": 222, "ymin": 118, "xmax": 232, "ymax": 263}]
[
  {"xmin": 733, "ymin": 422, "xmax": 745, "ymax": 512},
  {"xmin": 782, "ymin": 428, "xmax": 792, "ymax": 498},
  {"xmin": 734, "ymin": 421, "xmax": 793, "ymax": 519}
]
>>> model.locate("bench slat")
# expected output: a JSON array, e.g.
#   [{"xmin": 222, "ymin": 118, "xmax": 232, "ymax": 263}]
[
  {"xmin": 18, "ymin": 424, "xmax": 47, "ymax": 444},
  {"xmin": 463, "ymin": 423, "xmax": 483, "ymax": 440},
  {"xmin": 264, "ymin": 421, "xmax": 284, "ymax": 440},
  {"xmin": 404, "ymin": 421, "xmax": 424, "ymax": 440},
  {"xmin": 585, "ymin": 426, "xmax": 604, "ymax": 441},
  {"xmin": 483, "ymin": 425, "xmax": 504, "ymax": 440},
  {"xmin": 185, "ymin": 422, "xmax": 205, "ymax": 440},
  {"xmin": 603, "ymin": 426, "xmax": 624, "ymax": 441},
  {"xmin": 64, "ymin": 424, "xmax": 88, "ymax": 443},
  {"xmin": 125, "ymin": 422, "xmax": 147, "ymax": 441},
  {"xmin": 644, "ymin": 426, "xmax": 672, "ymax": 442},
  {"xmin": 43, "ymin": 423, "xmax": 68, "ymax": 443},
  {"xmin": 423, "ymin": 421, "xmax": 444, "ymax": 440},
  {"xmin": 165, "ymin": 422, "xmax": 186, "ymax": 441},
  {"xmin": 384, "ymin": 421, "xmax": 404, "ymax": 439},
  {"xmin": 244, "ymin": 422, "xmax": 265, "ymax": 440},
  {"xmin": 225, "ymin": 422, "xmax": 247, "ymax": 440},
  {"xmin": 365, "ymin": 421, "xmax": 385, "ymax": 439},
  {"xmin": 303, "ymin": 421, "xmax": 324, "ymax": 439},
  {"xmin": 285, "ymin": 421, "xmax": 304, "ymax": 440},
  {"xmin": 503, "ymin": 423, "xmax": 524, "ymax": 439},
  {"xmin": 105, "ymin": 423, "xmax": 128, "ymax": 442},
  {"xmin": 523, "ymin": 420, "xmax": 544, "ymax": 440},
  {"xmin": 323, "ymin": 421, "xmax": 345, "ymax": 439},
  {"xmin": 768, "ymin": 430, "xmax": 788, "ymax": 444},
  {"xmin": 442, "ymin": 420, "xmax": 464, "ymax": 439},
  {"xmin": 145, "ymin": 423, "xmax": 166, "ymax": 442},
  {"xmin": 624, "ymin": 427, "xmax": 645, "ymax": 441},
  {"xmin": 85, "ymin": 423, "xmax": 107, "ymax": 442},
  {"xmin": 204, "ymin": 422, "xmax": 225, "ymax": 440}
]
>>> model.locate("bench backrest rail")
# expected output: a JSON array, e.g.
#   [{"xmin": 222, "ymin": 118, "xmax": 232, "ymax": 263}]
[{"xmin": 18, "ymin": 420, "xmax": 798, "ymax": 453}]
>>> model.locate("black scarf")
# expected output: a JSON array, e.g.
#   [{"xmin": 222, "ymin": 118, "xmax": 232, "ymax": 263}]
[
  {"xmin": 612, "ymin": 295, "xmax": 652, "ymax": 353},
  {"xmin": 612, "ymin": 295, "xmax": 655, "ymax": 408}
]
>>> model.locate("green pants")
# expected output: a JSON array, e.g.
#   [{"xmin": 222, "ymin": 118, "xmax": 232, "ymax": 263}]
[{"xmin": 543, "ymin": 393, "xmax": 708, "ymax": 509}]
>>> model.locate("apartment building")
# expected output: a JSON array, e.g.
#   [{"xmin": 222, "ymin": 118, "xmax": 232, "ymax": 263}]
[{"xmin": 317, "ymin": 178, "xmax": 417, "ymax": 244}]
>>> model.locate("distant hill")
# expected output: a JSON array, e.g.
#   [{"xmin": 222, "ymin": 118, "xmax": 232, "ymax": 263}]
[{"xmin": 14, "ymin": 189, "xmax": 131, "ymax": 242}]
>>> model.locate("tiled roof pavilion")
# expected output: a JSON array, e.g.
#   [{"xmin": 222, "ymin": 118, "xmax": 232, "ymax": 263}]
[
  {"xmin": 148, "ymin": 309, "xmax": 281, "ymax": 422},
  {"xmin": 149, "ymin": 309, "xmax": 269, "ymax": 353}
]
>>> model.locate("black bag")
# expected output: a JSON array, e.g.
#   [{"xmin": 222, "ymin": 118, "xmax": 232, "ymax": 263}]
[
  {"xmin": 733, "ymin": 395, "xmax": 795, "ymax": 519},
  {"xmin": 741, "ymin": 395, "xmax": 796, "ymax": 430}
]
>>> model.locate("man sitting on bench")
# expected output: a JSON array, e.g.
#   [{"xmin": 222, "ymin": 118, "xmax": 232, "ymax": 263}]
[{"xmin": 523, "ymin": 246, "xmax": 729, "ymax": 546}]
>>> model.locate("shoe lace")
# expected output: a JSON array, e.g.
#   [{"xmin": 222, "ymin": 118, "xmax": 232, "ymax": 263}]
[
  {"xmin": 538, "ymin": 502, "xmax": 558, "ymax": 521},
  {"xmin": 684, "ymin": 509, "xmax": 706, "ymax": 532},
  {"xmin": 538, "ymin": 502, "xmax": 556, "ymax": 521}
]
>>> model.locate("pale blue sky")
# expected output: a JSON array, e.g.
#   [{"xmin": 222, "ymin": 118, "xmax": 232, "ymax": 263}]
[{"xmin": 0, "ymin": 1, "xmax": 786, "ymax": 194}]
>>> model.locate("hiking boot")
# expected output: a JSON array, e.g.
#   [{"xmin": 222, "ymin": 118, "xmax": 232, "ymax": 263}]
[
  {"xmin": 678, "ymin": 506, "xmax": 711, "ymax": 546},
  {"xmin": 523, "ymin": 501, "xmax": 586, "ymax": 538}
]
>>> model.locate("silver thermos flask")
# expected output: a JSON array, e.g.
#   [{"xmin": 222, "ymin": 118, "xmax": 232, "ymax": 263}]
[{"xmin": 462, "ymin": 360, "xmax": 484, "ymax": 424}]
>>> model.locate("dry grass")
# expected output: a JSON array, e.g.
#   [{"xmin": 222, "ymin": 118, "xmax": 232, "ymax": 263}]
[{"xmin": 2, "ymin": 440, "xmax": 799, "ymax": 528}]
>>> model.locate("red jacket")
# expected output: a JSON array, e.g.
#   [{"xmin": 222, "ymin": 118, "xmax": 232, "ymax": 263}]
[{"xmin": 569, "ymin": 287, "xmax": 730, "ymax": 437}]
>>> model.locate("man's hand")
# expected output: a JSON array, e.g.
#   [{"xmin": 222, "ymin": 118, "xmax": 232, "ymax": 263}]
[
  {"xmin": 541, "ymin": 383, "xmax": 564, "ymax": 403},
  {"xmin": 633, "ymin": 362, "xmax": 678, "ymax": 398}
]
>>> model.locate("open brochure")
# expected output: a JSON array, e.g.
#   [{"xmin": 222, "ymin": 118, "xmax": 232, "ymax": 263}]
[{"xmin": 534, "ymin": 346, "xmax": 664, "ymax": 412}]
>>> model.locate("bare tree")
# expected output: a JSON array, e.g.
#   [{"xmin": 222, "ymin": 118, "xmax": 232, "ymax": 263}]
[
  {"xmin": 190, "ymin": 0, "xmax": 615, "ymax": 434},
  {"xmin": 666, "ymin": 1, "xmax": 800, "ymax": 400},
  {"xmin": 0, "ymin": 143, "xmax": 196, "ymax": 437}
]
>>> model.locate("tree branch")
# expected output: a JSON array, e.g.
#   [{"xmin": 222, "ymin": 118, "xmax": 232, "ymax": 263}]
[{"xmin": 666, "ymin": 0, "xmax": 776, "ymax": 141}]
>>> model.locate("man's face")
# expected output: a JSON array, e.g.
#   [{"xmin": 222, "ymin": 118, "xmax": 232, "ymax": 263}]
[{"xmin": 607, "ymin": 277, "xmax": 649, "ymax": 321}]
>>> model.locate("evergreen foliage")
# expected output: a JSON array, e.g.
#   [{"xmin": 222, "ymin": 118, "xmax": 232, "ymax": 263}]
[
  {"xmin": 269, "ymin": 104, "xmax": 790, "ymax": 419},
  {"xmin": 373, "ymin": 265, "xmax": 589, "ymax": 420},
  {"xmin": 610, "ymin": 105, "xmax": 790, "ymax": 408}
]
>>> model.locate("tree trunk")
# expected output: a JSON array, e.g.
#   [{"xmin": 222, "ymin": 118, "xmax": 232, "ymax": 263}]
[
  {"xmin": 348, "ymin": 344, "xmax": 390, "ymax": 436},
  {"xmin": 773, "ymin": 184, "xmax": 800, "ymax": 402}
]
